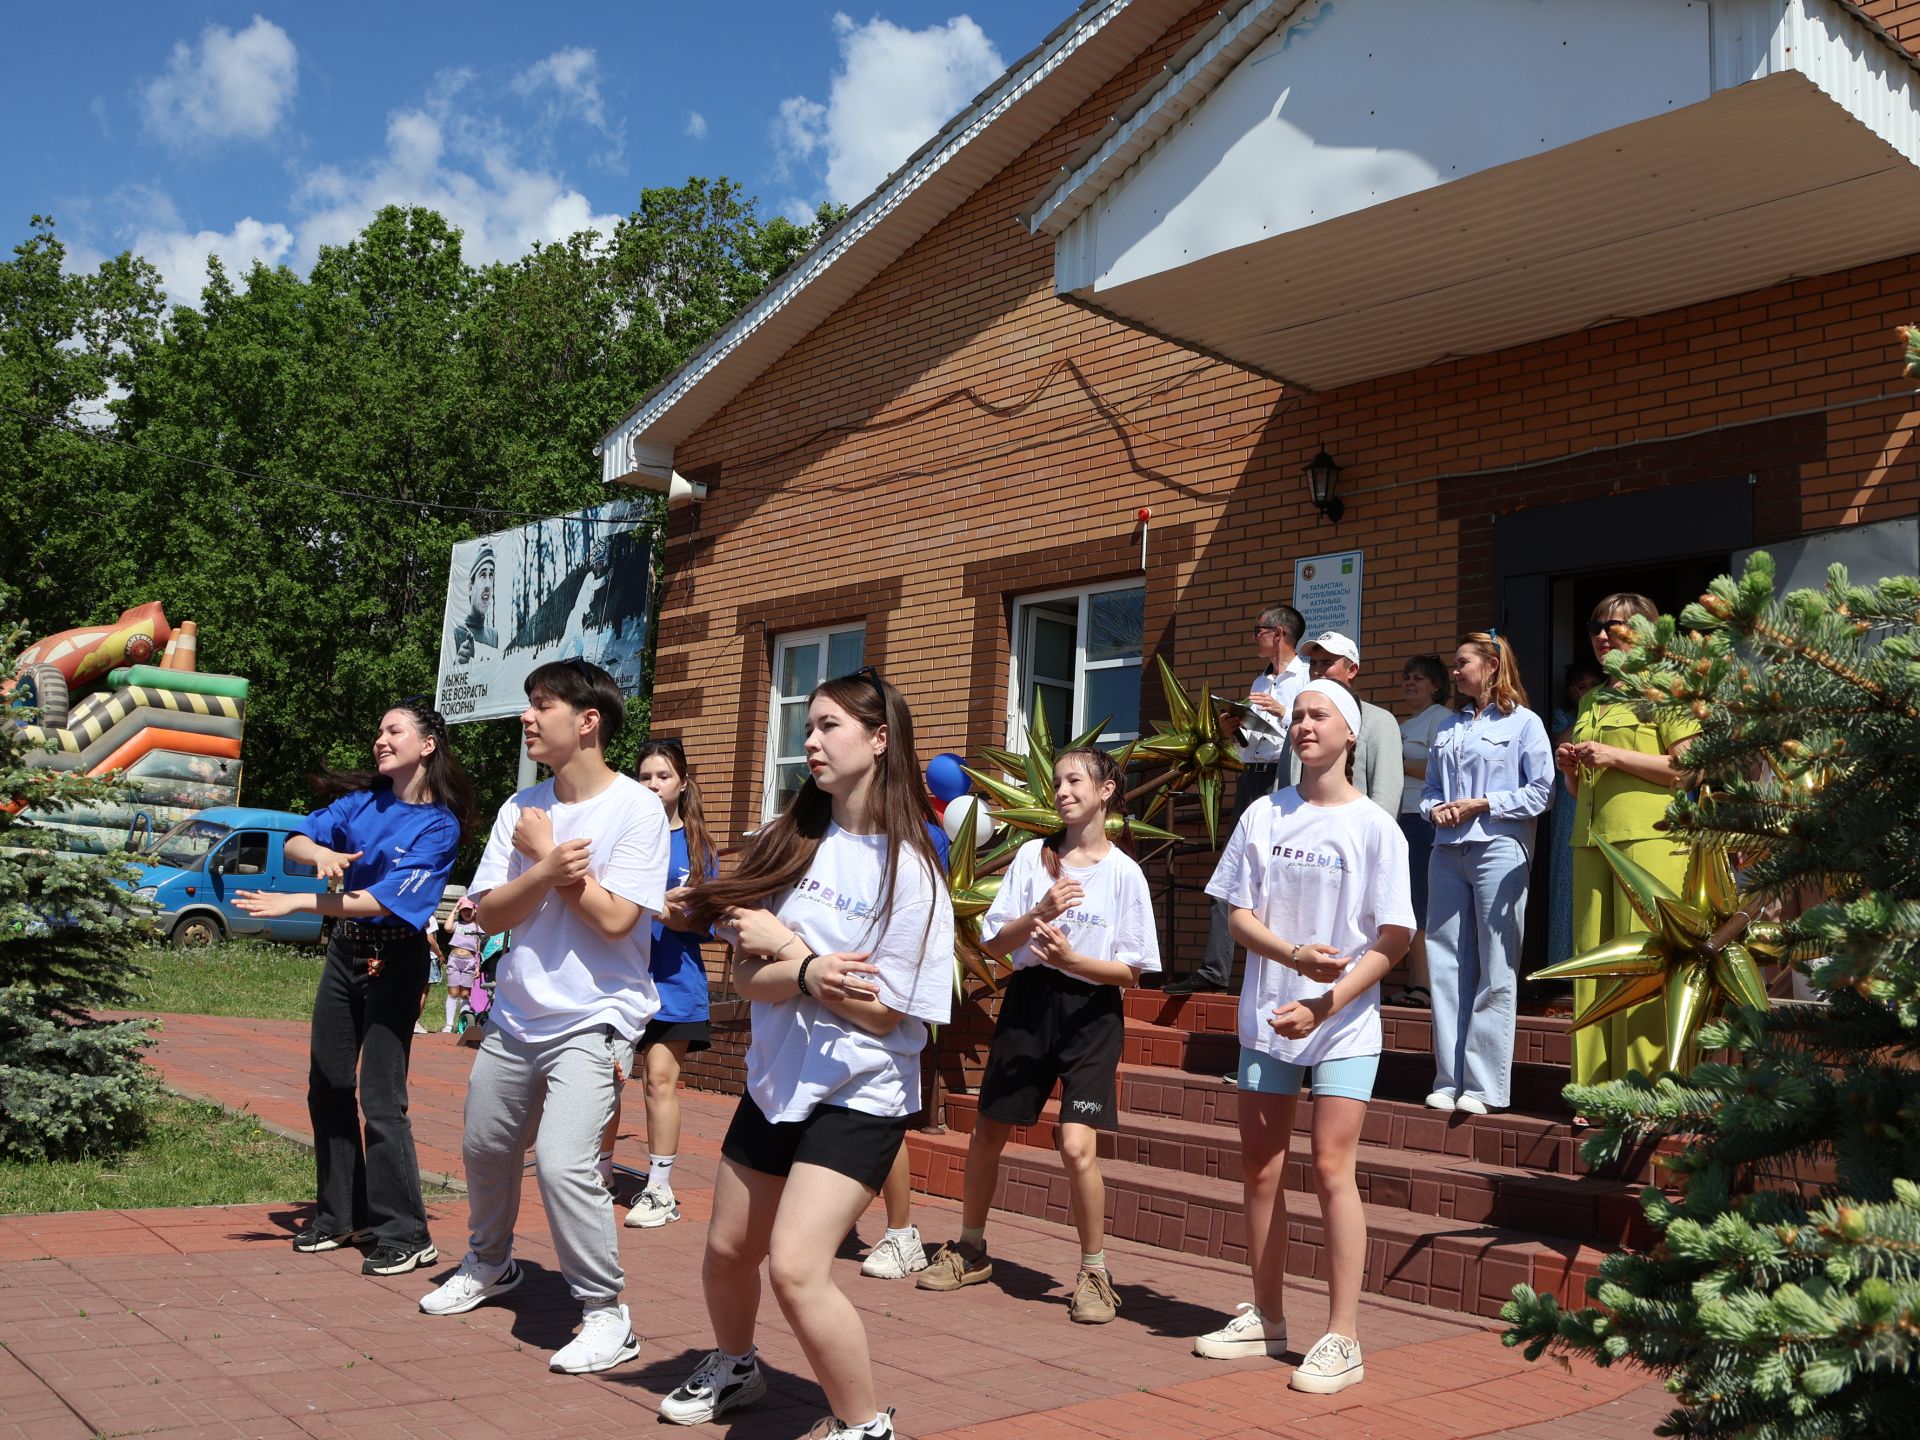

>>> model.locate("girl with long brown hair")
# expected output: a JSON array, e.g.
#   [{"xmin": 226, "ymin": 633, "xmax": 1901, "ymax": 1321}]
[
  {"xmin": 1419, "ymin": 632, "xmax": 1554, "ymax": 1115},
  {"xmin": 917, "ymin": 745, "xmax": 1160, "ymax": 1327},
  {"xmin": 657, "ymin": 671, "xmax": 953, "ymax": 1440}
]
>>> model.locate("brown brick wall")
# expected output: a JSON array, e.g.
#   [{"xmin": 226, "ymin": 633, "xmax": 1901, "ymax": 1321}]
[{"xmin": 648, "ymin": 0, "xmax": 1920, "ymax": 1086}]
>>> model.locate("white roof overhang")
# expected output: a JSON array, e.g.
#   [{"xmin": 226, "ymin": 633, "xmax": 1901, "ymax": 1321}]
[
  {"xmin": 600, "ymin": 0, "xmax": 1197, "ymax": 487},
  {"xmin": 1030, "ymin": 0, "xmax": 1920, "ymax": 391}
]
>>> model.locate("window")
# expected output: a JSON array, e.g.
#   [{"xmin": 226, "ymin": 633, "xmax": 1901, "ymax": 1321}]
[
  {"xmin": 217, "ymin": 831, "xmax": 270, "ymax": 876},
  {"xmin": 1008, "ymin": 582, "xmax": 1145, "ymax": 750},
  {"xmin": 766, "ymin": 624, "xmax": 866, "ymax": 817}
]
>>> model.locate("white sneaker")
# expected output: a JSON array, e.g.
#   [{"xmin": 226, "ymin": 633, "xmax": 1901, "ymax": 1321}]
[
  {"xmin": 659, "ymin": 1348, "xmax": 769, "ymax": 1425},
  {"xmin": 1455, "ymin": 1095, "xmax": 1492, "ymax": 1115},
  {"xmin": 807, "ymin": 1411, "xmax": 895, "ymax": 1438},
  {"xmin": 1291, "ymin": 1332, "xmax": 1364, "ymax": 1394},
  {"xmin": 1194, "ymin": 1301, "xmax": 1288, "ymax": 1359},
  {"xmin": 550, "ymin": 1302, "xmax": 639, "ymax": 1374},
  {"xmin": 624, "ymin": 1186, "xmax": 680, "ymax": 1228},
  {"xmin": 1425, "ymin": 1090, "xmax": 1457, "ymax": 1112},
  {"xmin": 419, "ymin": 1255, "xmax": 522, "ymax": 1316},
  {"xmin": 860, "ymin": 1227, "xmax": 928, "ymax": 1279}
]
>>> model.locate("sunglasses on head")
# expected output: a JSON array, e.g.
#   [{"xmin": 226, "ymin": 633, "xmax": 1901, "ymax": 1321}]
[
  {"xmin": 558, "ymin": 656, "xmax": 600, "ymax": 680},
  {"xmin": 840, "ymin": 664, "xmax": 886, "ymax": 697}
]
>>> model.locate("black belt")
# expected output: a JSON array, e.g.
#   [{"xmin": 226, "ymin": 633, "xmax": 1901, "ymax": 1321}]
[{"xmin": 335, "ymin": 919, "xmax": 413, "ymax": 945}]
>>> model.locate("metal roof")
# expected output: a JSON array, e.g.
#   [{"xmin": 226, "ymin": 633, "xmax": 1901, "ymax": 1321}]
[{"xmin": 600, "ymin": 0, "xmax": 1196, "ymax": 481}]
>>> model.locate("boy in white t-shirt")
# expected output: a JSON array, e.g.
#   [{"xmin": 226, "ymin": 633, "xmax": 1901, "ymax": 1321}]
[
  {"xmin": 1194, "ymin": 680, "xmax": 1412, "ymax": 1396},
  {"xmin": 418, "ymin": 659, "xmax": 669, "ymax": 1377},
  {"xmin": 918, "ymin": 747, "xmax": 1160, "ymax": 1326}
]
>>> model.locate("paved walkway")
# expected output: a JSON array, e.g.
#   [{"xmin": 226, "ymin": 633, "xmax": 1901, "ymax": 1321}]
[{"xmin": 0, "ymin": 1014, "xmax": 1672, "ymax": 1439}]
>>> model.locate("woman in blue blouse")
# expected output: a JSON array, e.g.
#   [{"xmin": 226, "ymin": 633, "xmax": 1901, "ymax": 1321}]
[
  {"xmin": 236, "ymin": 700, "xmax": 475, "ymax": 1275},
  {"xmin": 1419, "ymin": 634, "xmax": 1553, "ymax": 1114}
]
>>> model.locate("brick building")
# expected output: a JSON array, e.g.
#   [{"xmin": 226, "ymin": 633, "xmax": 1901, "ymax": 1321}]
[{"xmin": 600, "ymin": 0, "xmax": 1920, "ymax": 1062}]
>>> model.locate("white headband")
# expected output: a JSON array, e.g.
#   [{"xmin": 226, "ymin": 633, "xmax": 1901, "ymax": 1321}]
[{"xmin": 1295, "ymin": 680, "xmax": 1361, "ymax": 738}]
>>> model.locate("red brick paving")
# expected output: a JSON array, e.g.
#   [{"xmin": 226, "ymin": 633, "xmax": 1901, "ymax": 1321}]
[{"xmin": 0, "ymin": 1014, "xmax": 1671, "ymax": 1438}]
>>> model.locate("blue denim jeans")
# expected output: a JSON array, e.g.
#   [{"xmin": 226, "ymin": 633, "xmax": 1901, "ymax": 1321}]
[{"xmin": 1426, "ymin": 836, "xmax": 1530, "ymax": 1107}]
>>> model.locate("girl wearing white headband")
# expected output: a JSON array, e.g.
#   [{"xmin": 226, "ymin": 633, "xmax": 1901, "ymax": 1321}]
[{"xmin": 1193, "ymin": 678, "xmax": 1414, "ymax": 1395}]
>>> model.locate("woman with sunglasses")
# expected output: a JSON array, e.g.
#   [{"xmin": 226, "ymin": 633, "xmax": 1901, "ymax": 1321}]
[
  {"xmin": 235, "ymin": 699, "xmax": 476, "ymax": 1276},
  {"xmin": 1556, "ymin": 593, "xmax": 1699, "ymax": 1090}
]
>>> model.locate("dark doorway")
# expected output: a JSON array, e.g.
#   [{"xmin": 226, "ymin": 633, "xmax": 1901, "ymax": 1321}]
[{"xmin": 1491, "ymin": 474, "xmax": 1753, "ymax": 981}]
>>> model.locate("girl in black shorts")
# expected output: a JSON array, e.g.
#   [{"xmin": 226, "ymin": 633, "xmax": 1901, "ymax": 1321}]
[
  {"xmin": 917, "ymin": 746, "xmax": 1161, "ymax": 1324},
  {"xmin": 657, "ymin": 671, "xmax": 953, "ymax": 1440}
]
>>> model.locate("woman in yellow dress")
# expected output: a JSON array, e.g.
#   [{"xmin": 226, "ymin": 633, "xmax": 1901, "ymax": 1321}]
[{"xmin": 1554, "ymin": 592, "xmax": 1699, "ymax": 1090}]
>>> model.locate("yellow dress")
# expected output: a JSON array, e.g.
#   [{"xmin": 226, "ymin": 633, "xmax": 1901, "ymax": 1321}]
[{"xmin": 1567, "ymin": 690, "xmax": 1699, "ymax": 1086}]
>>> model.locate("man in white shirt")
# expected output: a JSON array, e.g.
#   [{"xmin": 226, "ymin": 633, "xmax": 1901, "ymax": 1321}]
[
  {"xmin": 1288, "ymin": 632, "xmax": 1404, "ymax": 816},
  {"xmin": 419, "ymin": 659, "xmax": 669, "ymax": 1377},
  {"xmin": 1170, "ymin": 604, "xmax": 1309, "ymax": 995}
]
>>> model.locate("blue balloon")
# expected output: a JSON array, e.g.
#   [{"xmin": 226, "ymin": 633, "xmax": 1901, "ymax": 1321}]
[{"xmin": 925, "ymin": 752, "xmax": 971, "ymax": 803}]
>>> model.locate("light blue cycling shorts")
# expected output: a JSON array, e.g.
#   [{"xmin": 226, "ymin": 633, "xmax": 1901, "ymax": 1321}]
[{"xmin": 1237, "ymin": 1046, "xmax": 1379, "ymax": 1102}]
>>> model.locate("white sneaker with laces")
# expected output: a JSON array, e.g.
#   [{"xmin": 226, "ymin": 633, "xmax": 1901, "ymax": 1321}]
[
  {"xmin": 419, "ymin": 1255, "xmax": 522, "ymax": 1316},
  {"xmin": 1291, "ymin": 1331, "xmax": 1364, "ymax": 1394},
  {"xmin": 860, "ymin": 1227, "xmax": 928, "ymax": 1279},
  {"xmin": 624, "ymin": 1185, "xmax": 680, "ymax": 1228},
  {"xmin": 807, "ymin": 1409, "xmax": 895, "ymax": 1438},
  {"xmin": 1194, "ymin": 1301, "xmax": 1288, "ymax": 1359},
  {"xmin": 550, "ymin": 1302, "xmax": 640, "ymax": 1374},
  {"xmin": 659, "ymin": 1348, "xmax": 769, "ymax": 1425},
  {"xmin": 1425, "ymin": 1090, "xmax": 1457, "ymax": 1112}
]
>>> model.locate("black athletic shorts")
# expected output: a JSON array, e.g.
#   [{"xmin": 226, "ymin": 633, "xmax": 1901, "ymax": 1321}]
[
  {"xmin": 641, "ymin": 1016, "xmax": 712, "ymax": 1052},
  {"xmin": 976, "ymin": 964, "xmax": 1124, "ymax": 1130},
  {"xmin": 721, "ymin": 1093, "xmax": 911, "ymax": 1192}
]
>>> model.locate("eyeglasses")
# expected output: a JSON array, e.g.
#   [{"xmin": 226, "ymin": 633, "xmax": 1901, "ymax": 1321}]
[
  {"xmin": 840, "ymin": 664, "xmax": 886, "ymax": 696},
  {"xmin": 1253, "ymin": 625, "xmax": 1278, "ymax": 636},
  {"xmin": 1586, "ymin": 619, "xmax": 1628, "ymax": 637},
  {"xmin": 559, "ymin": 656, "xmax": 600, "ymax": 680}
]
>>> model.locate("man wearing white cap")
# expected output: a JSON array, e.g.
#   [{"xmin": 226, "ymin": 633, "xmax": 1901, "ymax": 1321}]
[{"xmin": 1288, "ymin": 632, "xmax": 1402, "ymax": 815}]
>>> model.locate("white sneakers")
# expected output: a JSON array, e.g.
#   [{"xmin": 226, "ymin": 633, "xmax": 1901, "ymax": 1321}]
[
  {"xmin": 860, "ymin": 1227, "xmax": 928, "ymax": 1279},
  {"xmin": 1193, "ymin": 1302, "xmax": 1288, "ymax": 1359},
  {"xmin": 1425, "ymin": 1090, "xmax": 1456, "ymax": 1111},
  {"xmin": 806, "ymin": 1412, "xmax": 895, "ymax": 1438},
  {"xmin": 419, "ymin": 1255, "xmax": 523, "ymax": 1316},
  {"xmin": 1290, "ymin": 1332, "xmax": 1364, "ymax": 1393},
  {"xmin": 549, "ymin": 1303, "xmax": 640, "ymax": 1374},
  {"xmin": 1426, "ymin": 1089, "xmax": 1495, "ymax": 1114},
  {"xmin": 624, "ymin": 1186, "xmax": 680, "ymax": 1228},
  {"xmin": 660, "ymin": 1348, "xmax": 769, "ymax": 1424}
]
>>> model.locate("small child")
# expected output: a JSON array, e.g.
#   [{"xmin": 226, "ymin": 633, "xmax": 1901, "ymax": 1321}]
[{"xmin": 443, "ymin": 897, "xmax": 484, "ymax": 1033}]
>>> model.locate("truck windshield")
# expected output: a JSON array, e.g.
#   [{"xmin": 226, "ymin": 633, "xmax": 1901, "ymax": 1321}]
[{"xmin": 145, "ymin": 819, "xmax": 232, "ymax": 872}]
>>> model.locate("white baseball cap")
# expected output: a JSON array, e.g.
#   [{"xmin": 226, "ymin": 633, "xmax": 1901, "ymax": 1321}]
[{"xmin": 1303, "ymin": 630, "xmax": 1360, "ymax": 665}]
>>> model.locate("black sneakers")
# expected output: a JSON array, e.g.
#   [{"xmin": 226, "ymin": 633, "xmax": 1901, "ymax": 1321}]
[
  {"xmin": 291, "ymin": 1224, "xmax": 367, "ymax": 1253},
  {"xmin": 361, "ymin": 1240, "xmax": 440, "ymax": 1276}
]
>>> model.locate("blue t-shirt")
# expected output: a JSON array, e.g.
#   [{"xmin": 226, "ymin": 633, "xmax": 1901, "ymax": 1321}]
[
  {"xmin": 297, "ymin": 787, "xmax": 461, "ymax": 931},
  {"xmin": 650, "ymin": 826, "xmax": 717, "ymax": 1023}
]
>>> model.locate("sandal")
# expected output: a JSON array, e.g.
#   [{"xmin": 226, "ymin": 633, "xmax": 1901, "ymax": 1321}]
[{"xmin": 1388, "ymin": 985, "xmax": 1431, "ymax": 1009}]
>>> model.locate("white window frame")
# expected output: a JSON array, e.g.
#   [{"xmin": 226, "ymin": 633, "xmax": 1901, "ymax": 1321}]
[
  {"xmin": 1005, "ymin": 580, "xmax": 1145, "ymax": 752},
  {"xmin": 764, "ymin": 623, "xmax": 866, "ymax": 819}
]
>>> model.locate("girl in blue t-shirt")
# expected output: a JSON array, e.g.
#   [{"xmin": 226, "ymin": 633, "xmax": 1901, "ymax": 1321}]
[
  {"xmin": 605, "ymin": 739, "xmax": 718, "ymax": 1228},
  {"xmin": 236, "ymin": 700, "xmax": 475, "ymax": 1278}
]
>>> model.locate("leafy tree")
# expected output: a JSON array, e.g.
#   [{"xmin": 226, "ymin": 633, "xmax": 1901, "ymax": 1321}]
[
  {"xmin": 1503, "ymin": 553, "xmax": 1920, "ymax": 1438},
  {"xmin": 0, "ymin": 607, "xmax": 157, "ymax": 1162}
]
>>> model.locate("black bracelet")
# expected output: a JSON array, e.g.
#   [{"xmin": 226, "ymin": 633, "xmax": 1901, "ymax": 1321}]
[{"xmin": 796, "ymin": 954, "xmax": 818, "ymax": 997}]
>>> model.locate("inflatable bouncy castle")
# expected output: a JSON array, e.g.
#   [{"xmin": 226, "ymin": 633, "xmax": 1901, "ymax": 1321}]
[{"xmin": 10, "ymin": 604, "xmax": 249, "ymax": 854}]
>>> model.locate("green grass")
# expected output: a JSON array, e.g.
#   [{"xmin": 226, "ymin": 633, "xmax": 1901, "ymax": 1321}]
[
  {"xmin": 126, "ymin": 937, "xmax": 322, "ymax": 1022},
  {"xmin": 0, "ymin": 1095, "xmax": 313, "ymax": 1214}
]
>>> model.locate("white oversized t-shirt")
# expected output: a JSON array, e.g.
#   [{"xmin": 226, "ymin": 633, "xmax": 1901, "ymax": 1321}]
[
  {"xmin": 982, "ymin": 839, "xmax": 1161, "ymax": 984},
  {"xmin": 1205, "ymin": 789, "xmax": 1415, "ymax": 1066},
  {"xmin": 747, "ymin": 824, "xmax": 955, "ymax": 1123},
  {"xmin": 468, "ymin": 773, "xmax": 670, "ymax": 1044}
]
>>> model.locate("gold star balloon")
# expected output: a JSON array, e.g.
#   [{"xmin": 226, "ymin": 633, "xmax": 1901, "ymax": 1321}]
[
  {"xmin": 1532, "ymin": 836, "xmax": 1786, "ymax": 1061},
  {"xmin": 944, "ymin": 797, "xmax": 1005, "ymax": 996},
  {"xmin": 1128, "ymin": 654, "xmax": 1244, "ymax": 847}
]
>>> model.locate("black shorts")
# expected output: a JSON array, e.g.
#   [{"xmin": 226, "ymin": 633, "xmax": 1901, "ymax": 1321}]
[
  {"xmin": 977, "ymin": 965, "xmax": 1124, "ymax": 1130},
  {"xmin": 641, "ymin": 1017, "xmax": 712, "ymax": 1053},
  {"xmin": 721, "ymin": 1093, "xmax": 910, "ymax": 1192}
]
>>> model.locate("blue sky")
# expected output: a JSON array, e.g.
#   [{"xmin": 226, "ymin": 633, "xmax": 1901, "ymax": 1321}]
[{"xmin": 4, "ymin": 4, "xmax": 1057, "ymax": 299}]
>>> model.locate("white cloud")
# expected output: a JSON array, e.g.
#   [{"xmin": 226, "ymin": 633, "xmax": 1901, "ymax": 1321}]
[
  {"xmin": 684, "ymin": 110, "xmax": 708, "ymax": 140},
  {"xmin": 774, "ymin": 13, "xmax": 1004, "ymax": 207},
  {"xmin": 128, "ymin": 185, "xmax": 295, "ymax": 302},
  {"xmin": 512, "ymin": 47, "xmax": 624, "ymax": 168},
  {"xmin": 141, "ymin": 16, "xmax": 298, "ymax": 146}
]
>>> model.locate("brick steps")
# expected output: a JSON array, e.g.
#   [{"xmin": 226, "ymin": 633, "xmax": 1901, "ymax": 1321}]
[
  {"xmin": 941, "ymin": 1092, "xmax": 1652, "ymax": 1246},
  {"xmin": 904, "ymin": 1125, "xmax": 1610, "ymax": 1320}
]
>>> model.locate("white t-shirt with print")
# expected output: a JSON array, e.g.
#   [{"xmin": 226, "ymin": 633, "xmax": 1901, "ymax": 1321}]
[
  {"xmin": 468, "ymin": 774, "xmax": 670, "ymax": 1044},
  {"xmin": 1399, "ymin": 704, "xmax": 1451, "ymax": 814},
  {"xmin": 747, "ymin": 824, "xmax": 956, "ymax": 1123},
  {"xmin": 1205, "ymin": 788, "xmax": 1415, "ymax": 1066},
  {"xmin": 982, "ymin": 838, "xmax": 1161, "ymax": 985}
]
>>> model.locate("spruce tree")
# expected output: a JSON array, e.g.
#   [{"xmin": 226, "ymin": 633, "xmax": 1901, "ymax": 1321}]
[
  {"xmin": 0, "ymin": 610, "xmax": 157, "ymax": 1162},
  {"xmin": 1502, "ymin": 553, "xmax": 1920, "ymax": 1437}
]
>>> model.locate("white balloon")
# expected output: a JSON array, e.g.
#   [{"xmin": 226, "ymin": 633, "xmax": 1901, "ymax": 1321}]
[{"xmin": 941, "ymin": 796, "xmax": 994, "ymax": 850}]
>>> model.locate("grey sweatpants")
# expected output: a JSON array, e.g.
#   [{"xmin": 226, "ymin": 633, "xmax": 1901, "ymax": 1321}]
[{"xmin": 462, "ymin": 1023, "xmax": 633, "ymax": 1308}]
